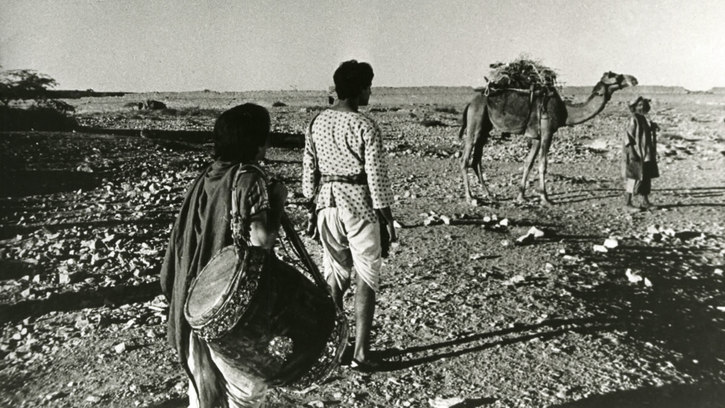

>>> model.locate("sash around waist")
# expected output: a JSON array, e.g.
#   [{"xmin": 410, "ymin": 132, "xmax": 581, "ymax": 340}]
[{"xmin": 320, "ymin": 173, "xmax": 367, "ymax": 185}]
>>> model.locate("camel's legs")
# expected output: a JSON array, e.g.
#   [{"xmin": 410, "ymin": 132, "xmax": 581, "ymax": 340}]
[
  {"xmin": 517, "ymin": 138, "xmax": 541, "ymax": 203},
  {"xmin": 460, "ymin": 140, "xmax": 475, "ymax": 202},
  {"xmin": 470, "ymin": 121, "xmax": 492, "ymax": 200},
  {"xmin": 537, "ymin": 128, "xmax": 554, "ymax": 205}
]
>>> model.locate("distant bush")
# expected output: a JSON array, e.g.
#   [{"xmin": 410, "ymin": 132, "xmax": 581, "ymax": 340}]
[
  {"xmin": 434, "ymin": 106, "xmax": 458, "ymax": 114},
  {"xmin": 420, "ymin": 119, "xmax": 446, "ymax": 127},
  {"xmin": 272, "ymin": 101, "xmax": 287, "ymax": 107},
  {"xmin": 0, "ymin": 68, "xmax": 77, "ymax": 130}
]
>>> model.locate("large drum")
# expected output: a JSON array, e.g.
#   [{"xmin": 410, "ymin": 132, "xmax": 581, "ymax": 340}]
[{"xmin": 184, "ymin": 245, "xmax": 347, "ymax": 388}]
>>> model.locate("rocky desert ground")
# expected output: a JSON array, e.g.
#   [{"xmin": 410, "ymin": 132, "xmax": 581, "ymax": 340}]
[{"xmin": 1, "ymin": 86, "xmax": 724, "ymax": 407}]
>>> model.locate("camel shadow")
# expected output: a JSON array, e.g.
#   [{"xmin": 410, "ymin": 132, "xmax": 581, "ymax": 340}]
[
  {"xmin": 376, "ymin": 317, "xmax": 614, "ymax": 372},
  {"xmin": 565, "ymin": 243, "xmax": 725, "ymax": 378},
  {"xmin": 549, "ymin": 185, "xmax": 725, "ymax": 205},
  {"xmin": 549, "ymin": 382, "xmax": 725, "ymax": 408}
]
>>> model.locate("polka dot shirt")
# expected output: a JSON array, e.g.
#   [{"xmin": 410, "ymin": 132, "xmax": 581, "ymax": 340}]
[{"xmin": 303, "ymin": 109, "xmax": 394, "ymax": 223}]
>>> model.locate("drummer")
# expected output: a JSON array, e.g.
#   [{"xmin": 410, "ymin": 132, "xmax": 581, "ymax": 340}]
[{"xmin": 160, "ymin": 103, "xmax": 287, "ymax": 407}]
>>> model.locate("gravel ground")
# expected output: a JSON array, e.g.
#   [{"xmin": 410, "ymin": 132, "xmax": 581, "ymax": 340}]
[{"xmin": 1, "ymin": 88, "xmax": 724, "ymax": 407}]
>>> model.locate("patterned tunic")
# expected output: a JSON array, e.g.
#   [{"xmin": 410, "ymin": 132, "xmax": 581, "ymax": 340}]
[{"xmin": 302, "ymin": 109, "xmax": 394, "ymax": 223}]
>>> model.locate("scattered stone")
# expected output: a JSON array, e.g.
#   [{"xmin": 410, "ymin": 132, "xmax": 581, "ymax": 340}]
[
  {"xmin": 470, "ymin": 199, "xmax": 479, "ymax": 207},
  {"xmin": 515, "ymin": 234, "xmax": 534, "ymax": 245},
  {"xmin": 528, "ymin": 227, "xmax": 545, "ymax": 238},
  {"xmin": 45, "ymin": 391, "xmax": 67, "ymax": 401},
  {"xmin": 505, "ymin": 275, "xmax": 525, "ymax": 285},
  {"xmin": 75, "ymin": 317, "xmax": 91, "ymax": 331},
  {"xmin": 625, "ymin": 268, "xmax": 643, "ymax": 284},
  {"xmin": 499, "ymin": 218, "xmax": 509, "ymax": 227},
  {"xmin": 113, "ymin": 343, "xmax": 127, "ymax": 354},
  {"xmin": 440, "ymin": 215, "xmax": 451, "ymax": 225},
  {"xmin": 85, "ymin": 395, "xmax": 102, "ymax": 403},
  {"xmin": 592, "ymin": 245, "xmax": 608, "ymax": 253},
  {"xmin": 714, "ymin": 268, "xmax": 723, "ymax": 276},
  {"xmin": 603, "ymin": 238, "xmax": 619, "ymax": 249},
  {"xmin": 429, "ymin": 396, "xmax": 465, "ymax": 408}
]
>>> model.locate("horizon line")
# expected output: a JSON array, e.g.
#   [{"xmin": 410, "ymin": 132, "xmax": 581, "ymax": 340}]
[{"xmin": 55, "ymin": 84, "xmax": 724, "ymax": 94}]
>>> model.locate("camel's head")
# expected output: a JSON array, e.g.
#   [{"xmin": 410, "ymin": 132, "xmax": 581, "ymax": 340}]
[{"xmin": 596, "ymin": 72, "xmax": 638, "ymax": 96}]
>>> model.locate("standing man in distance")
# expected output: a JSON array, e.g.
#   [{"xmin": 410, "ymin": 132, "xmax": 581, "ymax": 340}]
[
  {"xmin": 623, "ymin": 96, "xmax": 660, "ymax": 211},
  {"xmin": 303, "ymin": 60, "xmax": 396, "ymax": 371}
]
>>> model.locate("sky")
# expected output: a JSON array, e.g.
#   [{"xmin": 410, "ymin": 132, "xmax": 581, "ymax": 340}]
[{"xmin": 1, "ymin": 0, "xmax": 724, "ymax": 92}]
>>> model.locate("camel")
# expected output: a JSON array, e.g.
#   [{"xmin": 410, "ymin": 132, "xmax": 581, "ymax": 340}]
[{"xmin": 458, "ymin": 71, "xmax": 638, "ymax": 205}]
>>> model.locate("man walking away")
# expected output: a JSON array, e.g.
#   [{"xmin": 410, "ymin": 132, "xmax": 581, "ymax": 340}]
[{"xmin": 303, "ymin": 60, "xmax": 396, "ymax": 371}]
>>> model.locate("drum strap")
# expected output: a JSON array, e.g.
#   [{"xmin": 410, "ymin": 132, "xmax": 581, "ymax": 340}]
[{"xmin": 229, "ymin": 164, "xmax": 269, "ymax": 255}]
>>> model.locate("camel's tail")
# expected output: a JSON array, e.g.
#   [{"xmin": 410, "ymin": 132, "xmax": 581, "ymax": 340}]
[{"xmin": 458, "ymin": 104, "xmax": 469, "ymax": 139}]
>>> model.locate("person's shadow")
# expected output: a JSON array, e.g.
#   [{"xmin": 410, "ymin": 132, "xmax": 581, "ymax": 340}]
[{"xmin": 375, "ymin": 316, "xmax": 614, "ymax": 372}]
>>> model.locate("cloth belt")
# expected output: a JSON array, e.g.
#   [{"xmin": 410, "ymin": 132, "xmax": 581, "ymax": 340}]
[{"xmin": 320, "ymin": 173, "xmax": 367, "ymax": 185}]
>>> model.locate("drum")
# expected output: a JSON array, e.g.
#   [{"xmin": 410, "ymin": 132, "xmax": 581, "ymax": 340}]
[{"xmin": 184, "ymin": 245, "xmax": 347, "ymax": 388}]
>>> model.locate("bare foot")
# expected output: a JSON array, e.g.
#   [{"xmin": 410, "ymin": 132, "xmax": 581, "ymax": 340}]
[
  {"xmin": 539, "ymin": 195, "xmax": 554, "ymax": 206},
  {"xmin": 624, "ymin": 203, "xmax": 641, "ymax": 213}
]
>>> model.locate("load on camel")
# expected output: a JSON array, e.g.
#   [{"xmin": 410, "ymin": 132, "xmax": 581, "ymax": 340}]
[{"xmin": 458, "ymin": 56, "xmax": 637, "ymax": 205}]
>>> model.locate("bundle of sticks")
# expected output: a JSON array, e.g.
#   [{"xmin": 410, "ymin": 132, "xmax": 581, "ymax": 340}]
[{"xmin": 487, "ymin": 55, "xmax": 559, "ymax": 89}]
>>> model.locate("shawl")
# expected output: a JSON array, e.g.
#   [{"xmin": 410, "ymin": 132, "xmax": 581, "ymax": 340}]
[
  {"xmin": 624, "ymin": 114, "xmax": 659, "ymax": 180},
  {"xmin": 160, "ymin": 160, "xmax": 267, "ymax": 406}
]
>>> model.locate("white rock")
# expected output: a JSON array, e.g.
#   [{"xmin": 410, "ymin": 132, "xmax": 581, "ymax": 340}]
[
  {"xmin": 528, "ymin": 227, "xmax": 545, "ymax": 238},
  {"xmin": 714, "ymin": 268, "xmax": 723, "ymax": 276},
  {"xmin": 483, "ymin": 216, "xmax": 491, "ymax": 223},
  {"xmin": 499, "ymin": 218, "xmax": 509, "ymax": 227},
  {"xmin": 113, "ymin": 343, "xmax": 126, "ymax": 354},
  {"xmin": 515, "ymin": 234, "xmax": 533, "ymax": 245},
  {"xmin": 592, "ymin": 245, "xmax": 608, "ymax": 253},
  {"xmin": 470, "ymin": 199, "xmax": 479, "ymax": 207},
  {"xmin": 545, "ymin": 263, "xmax": 554, "ymax": 271},
  {"xmin": 45, "ymin": 391, "xmax": 66, "ymax": 401},
  {"xmin": 626, "ymin": 268, "xmax": 643, "ymax": 284},
  {"xmin": 644, "ymin": 278, "xmax": 653, "ymax": 287},
  {"xmin": 440, "ymin": 215, "xmax": 451, "ymax": 225},
  {"xmin": 393, "ymin": 220, "xmax": 402, "ymax": 229},
  {"xmin": 429, "ymin": 396, "xmax": 465, "ymax": 408},
  {"xmin": 603, "ymin": 238, "xmax": 619, "ymax": 249}
]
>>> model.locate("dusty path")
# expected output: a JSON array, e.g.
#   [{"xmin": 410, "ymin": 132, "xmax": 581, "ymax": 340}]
[{"xmin": 1, "ymin": 89, "xmax": 724, "ymax": 407}]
